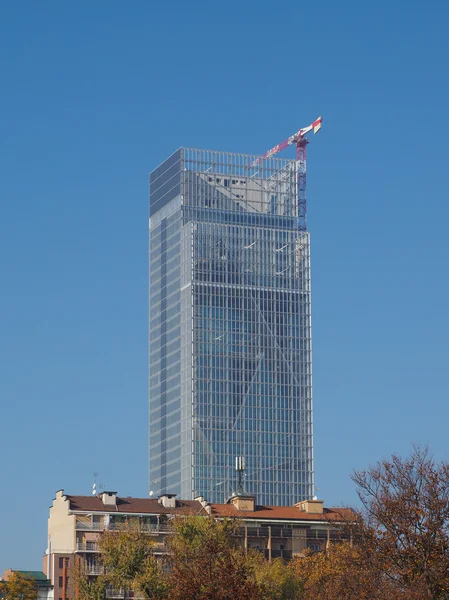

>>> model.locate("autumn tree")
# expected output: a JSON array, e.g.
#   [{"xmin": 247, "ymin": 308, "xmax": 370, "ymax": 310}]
[
  {"xmin": 98, "ymin": 521, "xmax": 167, "ymax": 600},
  {"xmin": 166, "ymin": 516, "xmax": 259, "ymax": 600},
  {"xmin": 73, "ymin": 562, "xmax": 106, "ymax": 600},
  {"xmin": 0, "ymin": 573, "xmax": 38, "ymax": 600},
  {"xmin": 289, "ymin": 542, "xmax": 410, "ymax": 600},
  {"xmin": 73, "ymin": 521, "xmax": 167, "ymax": 600},
  {"xmin": 352, "ymin": 445, "xmax": 449, "ymax": 600},
  {"xmin": 248, "ymin": 551, "xmax": 300, "ymax": 600}
]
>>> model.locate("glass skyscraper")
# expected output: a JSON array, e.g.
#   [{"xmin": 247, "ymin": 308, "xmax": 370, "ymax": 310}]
[{"xmin": 149, "ymin": 148, "xmax": 313, "ymax": 506}]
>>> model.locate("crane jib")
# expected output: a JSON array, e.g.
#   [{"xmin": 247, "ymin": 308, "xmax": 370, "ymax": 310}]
[{"xmin": 250, "ymin": 116, "xmax": 322, "ymax": 167}]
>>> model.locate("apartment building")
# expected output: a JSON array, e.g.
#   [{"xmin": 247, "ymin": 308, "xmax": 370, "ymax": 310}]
[{"xmin": 43, "ymin": 488, "xmax": 350, "ymax": 597}]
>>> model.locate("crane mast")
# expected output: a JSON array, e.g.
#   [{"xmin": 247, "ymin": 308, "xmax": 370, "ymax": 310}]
[{"xmin": 251, "ymin": 116, "xmax": 322, "ymax": 230}]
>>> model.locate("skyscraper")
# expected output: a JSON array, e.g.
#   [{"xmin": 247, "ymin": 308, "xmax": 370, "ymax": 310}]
[{"xmin": 149, "ymin": 148, "xmax": 313, "ymax": 505}]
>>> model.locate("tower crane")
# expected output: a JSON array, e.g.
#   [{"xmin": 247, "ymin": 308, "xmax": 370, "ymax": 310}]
[{"xmin": 251, "ymin": 116, "xmax": 323, "ymax": 230}]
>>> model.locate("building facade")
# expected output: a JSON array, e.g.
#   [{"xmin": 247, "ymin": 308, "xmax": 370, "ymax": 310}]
[
  {"xmin": 44, "ymin": 489, "xmax": 349, "ymax": 586},
  {"xmin": 149, "ymin": 148, "xmax": 313, "ymax": 505}
]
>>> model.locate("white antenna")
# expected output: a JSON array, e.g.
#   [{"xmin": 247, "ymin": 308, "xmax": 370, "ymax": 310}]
[
  {"xmin": 235, "ymin": 456, "xmax": 245, "ymax": 471},
  {"xmin": 235, "ymin": 456, "xmax": 246, "ymax": 495},
  {"xmin": 92, "ymin": 473, "xmax": 105, "ymax": 495}
]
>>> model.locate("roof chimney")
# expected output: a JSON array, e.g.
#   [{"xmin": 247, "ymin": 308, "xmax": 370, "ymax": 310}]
[
  {"xmin": 101, "ymin": 491, "xmax": 117, "ymax": 506},
  {"xmin": 295, "ymin": 499, "xmax": 324, "ymax": 514},
  {"xmin": 228, "ymin": 495, "xmax": 256, "ymax": 512},
  {"xmin": 195, "ymin": 496, "xmax": 212, "ymax": 514},
  {"xmin": 158, "ymin": 494, "xmax": 177, "ymax": 508}
]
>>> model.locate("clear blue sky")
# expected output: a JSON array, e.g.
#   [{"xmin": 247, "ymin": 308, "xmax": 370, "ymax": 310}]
[{"xmin": 1, "ymin": 0, "xmax": 448, "ymax": 572}]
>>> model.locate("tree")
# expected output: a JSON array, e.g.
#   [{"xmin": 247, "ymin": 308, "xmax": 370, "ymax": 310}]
[
  {"xmin": 289, "ymin": 543, "xmax": 404, "ymax": 600},
  {"xmin": 1, "ymin": 573, "xmax": 38, "ymax": 600},
  {"xmin": 352, "ymin": 445, "xmax": 449, "ymax": 600},
  {"xmin": 248, "ymin": 552, "xmax": 300, "ymax": 600},
  {"xmin": 73, "ymin": 562, "xmax": 106, "ymax": 600},
  {"xmin": 98, "ymin": 521, "xmax": 167, "ymax": 600},
  {"xmin": 166, "ymin": 516, "xmax": 259, "ymax": 600}
]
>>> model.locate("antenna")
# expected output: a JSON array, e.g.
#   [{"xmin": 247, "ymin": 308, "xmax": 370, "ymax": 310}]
[
  {"xmin": 92, "ymin": 472, "xmax": 105, "ymax": 495},
  {"xmin": 235, "ymin": 456, "xmax": 245, "ymax": 495}
]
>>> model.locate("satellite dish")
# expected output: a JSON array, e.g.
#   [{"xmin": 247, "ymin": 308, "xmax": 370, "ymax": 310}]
[{"xmin": 149, "ymin": 491, "xmax": 154, "ymax": 497}]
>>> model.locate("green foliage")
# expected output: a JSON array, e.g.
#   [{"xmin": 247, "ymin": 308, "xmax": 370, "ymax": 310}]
[
  {"xmin": 1, "ymin": 573, "xmax": 38, "ymax": 600},
  {"xmin": 73, "ymin": 563, "xmax": 106, "ymax": 600},
  {"xmin": 132, "ymin": 556, "xmax": 169, "ymax": 600},
  {"xmin": 98, "ymin": 522, "xmax": 167, "ymax": 600},
  {"xmin": 248, "ymin": 551, "xmax": 301, "ymax": 600},
  {"xmin": 74, "ymin": 521, "xmax": 167, "ymax": 600},
  {"xmin": 99, "ymin": 522, "xmax": 154, "ymax": 588}
]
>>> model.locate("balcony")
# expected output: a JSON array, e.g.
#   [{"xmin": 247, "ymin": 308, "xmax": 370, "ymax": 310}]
[
  {"xmin": 86, "ymin": 564, "xmax": 104, "ymax": 575},
  {"xmin": 240, "ymin": 526, "xmax": 346, "ymax": 545},
  {"xmin": 250, "ymin": 549, "xmax": 292, "ymax": 561},
  {"xmin": 105, "ymin": 589, "xmax": 124, "ymax": 599},
  {"xmin": 266, "ymin": 549, "xmax": 293, "ymax": 560},
  {"xmin": 140, "ymin": 523, "xmax": 171, "ymax": 533},
  {"xmin": 75, "ymin": 520, "xmax": 103, "ymax": 531},
  {"xmin": 242, "ymin": 527, "xmax": 294, "ymax": 539},
  {"xmin": 76, "ymin": 542, "xmax": 99, "ymax": 552},
  {"xmin": 75, "ymin": 519, "xmax": 172, "ymax": 534},
  {"xmin": 105, "ymin": 591, "xmax": 146, "ymax": 600},
  {"xmin": 107, "ymin": 522, "xmax": 171, "ymax": 533}
]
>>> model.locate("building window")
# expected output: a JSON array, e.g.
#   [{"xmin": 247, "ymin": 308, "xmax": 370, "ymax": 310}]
[
  {"xmin": 307, "ymin": 543, "xmax": 321, "ymax": 552},
  {"xmin": 59, "ymin": 577, "xmax": 63, "ymax": 588}
]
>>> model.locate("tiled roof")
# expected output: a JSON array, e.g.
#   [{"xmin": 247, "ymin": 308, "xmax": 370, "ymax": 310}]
[
  {"xmin": 65, "ymin": 494, "xmax": 351, "ymax": 522},
  {"xmin": 15, "ymin": 571, "xmax": 48, "ymax": 580},
  {"xmin": 209, "ymin": 504, "xmax": 353, "ymax": 522},
  {"xmin": 66, "ymin": 495, "xmax": 204, "ymax": 514},
  {"xmin": 10, "ymin": 571, "xmax": 50, "ymax": 584}
]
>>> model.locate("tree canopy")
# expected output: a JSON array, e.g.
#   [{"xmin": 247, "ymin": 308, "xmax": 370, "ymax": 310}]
[
  {"xmin": 352, "ymin": 445, "xmax": 449, "ymax": 599},
  {"xmin": 0, "ymin": 573, "xmax": 38, "ymax": 600},
  {"xmin": 73, "ymin": 446, "xmax": 449, "ymax": 600}
]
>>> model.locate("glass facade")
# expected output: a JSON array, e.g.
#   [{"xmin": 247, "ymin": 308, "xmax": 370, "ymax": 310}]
[{"xmin": 149, "ymin": 148, "xmax": 313, "ymax": 506}]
